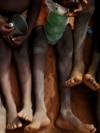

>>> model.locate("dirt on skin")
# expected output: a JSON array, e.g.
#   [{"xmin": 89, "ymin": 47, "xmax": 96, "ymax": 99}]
[
  {"xmin": 0, "ymin": 1, "xmax": 97, "ymax": 133},
  {"xmin": 5, "ymin": 41, "xmax": 96, "ymax": 133}
]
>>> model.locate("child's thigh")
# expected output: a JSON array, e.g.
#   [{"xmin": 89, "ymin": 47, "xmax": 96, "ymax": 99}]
[{"xmin": 32, "ymin": 26, "xmax": 48, "ymax": 55}]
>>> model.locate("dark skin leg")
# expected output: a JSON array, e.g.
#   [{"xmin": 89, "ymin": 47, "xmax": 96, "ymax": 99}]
[
  {"xmin": 0, "ymin": 37, "xmax": 22, "ymax": 130},
  {"xmin": 14, "ymin": 42, "xmax": 33, "ymax": 122},
  {"xmin": 83, "ymin": 50, "xmax": 100, "ymax": 90},
  {"xmin": 55, "ymin": 24, "xmax": 96, "ymax": 133},
  {"xmin": 96, "ymin": 81, "xmax": 100, "ymax": 133},
  {"xmin": 0, "ymin": 0, "xmax": 41, "ymax": 130},
  {"xmin": 25, "ymin": 26, "xmax": 50, "ymax": 132},
  {"xmin": 95, "ymin": 62, "xmax": 100, "ymax": 133},
  {"xmin": 0, "ymin": 95, "xmax": 6, "ymax": 133},
  {"xmin": 25, "ymin": 24, "xmax": 96, "ymax": 133},
  {"xmin": 64, "ymin": 0, "xmax": 95, "ymax": 87},
  {"xmin": 88, "ymin": 1, "xmax": 100, "ymax": 130},
  {"xmin": 83, "ymin": 1, "xmax": 100, "ymax": 91}
]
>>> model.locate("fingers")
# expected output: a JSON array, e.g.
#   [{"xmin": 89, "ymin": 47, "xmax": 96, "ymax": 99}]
[
  {"xmin": 9, "ymin": 23, "xmax": 14, "ymax": 27},
  {"xmin": 66, "ymin": 2, "xmax": 83, "ymax": 17},
  {"xmin": 73, "ymin": 3, "xmax": 83, "ymax": 13},
  {"xmin": 2, "ymin": 33, "xmax": 25, "ymax": 46},
  {"xmin": 7, "ymin": 36, "xmax": 22, "ymax": 46},
  {"xmin": 67, "ymin": 12, "xmax": 76, "ymax": 17},
  {"xmin": 2, "ymin": 35, "xmax": 16, "ymax": 46},
  {"xmin": 2, "ymin": 34, "xmax": 13, "ymax": 43},
  {"xmin": 81, "ymin": 0, "xmax": 88, "ymax": 4},
  {"xmin": 1, "ymin": 24, "xmax": 14, "ymax": 35},
  {"xmin": 4, "ymin": 23, "xmax": 14, "ymax": 30}
]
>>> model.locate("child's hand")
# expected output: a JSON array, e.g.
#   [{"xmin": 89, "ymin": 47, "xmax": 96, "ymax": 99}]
[
  {"xmin": 81, "ymin": 0, "xmax": 88, "ymax": 4},
  {"xmin": 66, "ymin": 0, "xmax": 88, "ymax": 16},
  {"xmin": 53, "ymin": 0, "xmax": 88, "ymax": 17},
  {"xmin": 67, "ymin": 2, "xmax": 83, "ymax": 16},
  {"xmin": 0, "ymin": 22, "xmax": 14, "ymax": 36},
  {"xmin": 6, "ymin": 34, "xmax": 28, "ymax": 46}
]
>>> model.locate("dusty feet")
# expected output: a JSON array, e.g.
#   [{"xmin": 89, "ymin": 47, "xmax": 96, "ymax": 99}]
[
  {"xmin": 24, "ymin": 112, "xmax": 50, "ymax": 132},
  {"xmin": 56, "ymin": 110, "xmax": 96, "ymax": 133},
  {"xmin": 64, "ymin": 71, "xmax": 83, "ymax": 87},
  {"xmin": 83, "ymin": 74, "xmax": 100, "ymax": 91},
  {"xmin": 7, "ymin": 112, "xmax": 22, "ymax": 130},
  {"xmin": 18, "ymin": 107, "xmax": 33, "ymax": 122}
]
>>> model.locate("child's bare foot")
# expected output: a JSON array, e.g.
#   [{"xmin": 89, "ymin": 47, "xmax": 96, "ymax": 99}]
[
  {"xmin": 83, "ymin": 74, "xmax": 100, "ymax": 91},
  {"xmin": 18, "ymin": 107, "xmax": 33, "ymax": 122},
  {"xmin": 56, "ymin": 110, "xmax": 96, "ymax": 133},
  {"xmin": 7, "ymin": 112, "xmax": 22, "ymax": 130},
  {"xmin": 64, "ymin": 71, "xmax": 83, "ymax": 87},
  {"xmin": 24, "ymin": 112, "xmax": 50, "ymax": 132}
]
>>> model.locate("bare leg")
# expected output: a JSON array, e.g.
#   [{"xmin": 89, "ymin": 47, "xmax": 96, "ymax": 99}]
[
  {"xmin": 14, "ymin": 41, "xmax": 32, "ymax": 122},
  {"xmin": 65, "ymin": 0, "xmax": 95, "ymax": 87},
  {"xmin": 93, "ymin": 2, "xmax": 100, "ymax": 131},
  {"xmin": 0, "ymin": 37, "xmax": 22, "ymax": 129},
  {"xmin": 0, "ymin": 95, "xmax": 6, "ymax": 133},
  {"xmin": 95, "ymin": 64, "xmax": 100, "ymax": 133},
  {"xmin": 96, "ymin": 90, "xmax": 100, "ymax": 133},
  {"xmin": 83, "ymin": 50, "xmax": 100, "ymax": 90},
  {"xmin": 83, "ymin": 1, "xmax": 100, "ymax": 91},
  {"xmin": 56, "ymin": 24, "xmax": 96, "ymax": 133},
  {"xmin": 25, "ymin": 26, "xmax": 50, "ymax": 132}
]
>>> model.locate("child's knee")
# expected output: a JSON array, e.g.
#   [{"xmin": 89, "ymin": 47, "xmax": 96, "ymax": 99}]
[
  {"xmin": 32, "ymin": 41, "xmax": 48, "ymax": 56},
  {"xmin": 14, "ymin": 50, "xmax": 28, "ymax": 61}
]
